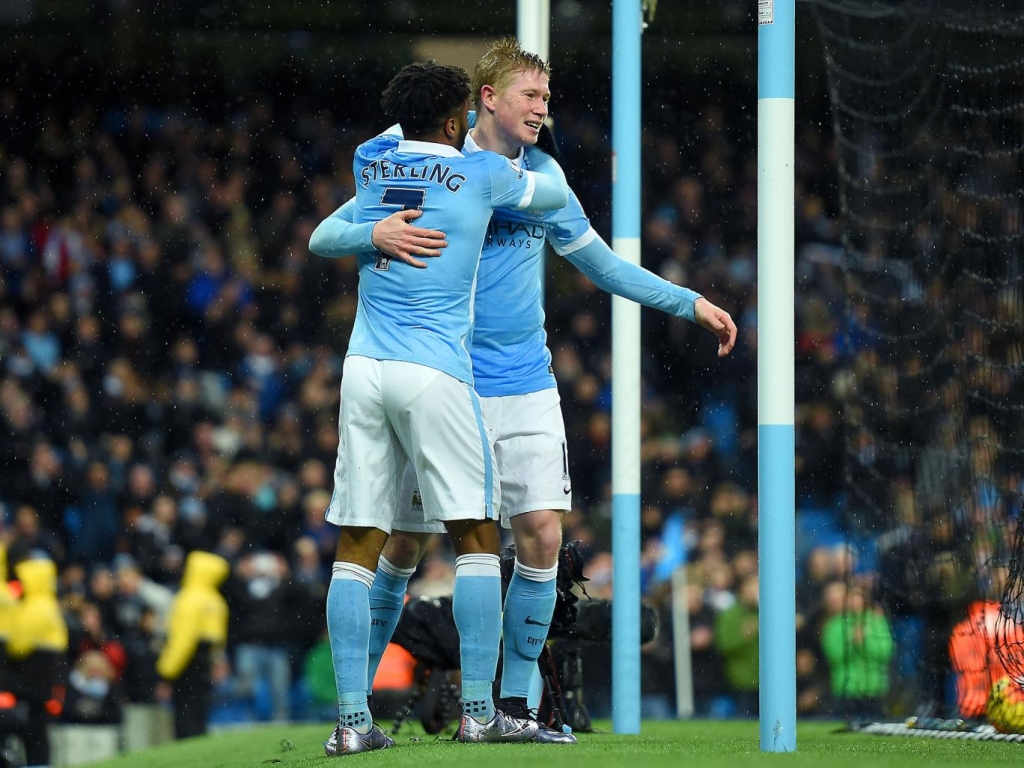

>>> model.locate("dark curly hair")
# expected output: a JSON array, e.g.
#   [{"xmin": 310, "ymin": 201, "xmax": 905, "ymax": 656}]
[{"xmin": 381, "ymin": 61, "xmax": 471, "ymax": 139}]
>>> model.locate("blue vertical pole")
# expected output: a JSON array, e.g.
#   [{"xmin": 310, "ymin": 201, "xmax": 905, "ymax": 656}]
[
  {"xmin": 610, "ymin": 0, "xmax": 642, "ymax": 736},
  {"xmin": 757, "ymin": 0, "xmax": 797, "ymax": 753}
]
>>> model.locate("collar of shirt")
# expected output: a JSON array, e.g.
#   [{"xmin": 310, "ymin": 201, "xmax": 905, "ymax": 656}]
[
  {"xmin": 396, "ymin": 140, "xmax": 464, "ymax": 158},
  {"xmin": 464, "ymin": 131, "xmax": 526, "ymax": 165}
]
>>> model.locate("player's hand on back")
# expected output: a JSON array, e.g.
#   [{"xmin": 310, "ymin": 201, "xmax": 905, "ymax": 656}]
[
  {"xmin": 694, "ymin": 297, "xmax": 738, "ymax": 358},
  {"xmin": 370, "ymin": 209, "xmax": 448, "ymax": 269}
]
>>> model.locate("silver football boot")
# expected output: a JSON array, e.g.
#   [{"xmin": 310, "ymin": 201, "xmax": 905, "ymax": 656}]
[
  {"xmin": 324, "ymin": 722, "xmax": 395, "ymax": 756},
  {"xmin": 499, "ymin": 701, "xmax": 578, "ymax": 744},
  {"xmin": 452, "ymin": 709, "xmax": 540, "ymax": 742}
]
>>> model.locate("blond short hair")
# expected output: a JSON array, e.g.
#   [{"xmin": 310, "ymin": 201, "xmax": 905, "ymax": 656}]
[{"xmin": 471, "ymin": 37, "xmax": 551, "ymax": 109}]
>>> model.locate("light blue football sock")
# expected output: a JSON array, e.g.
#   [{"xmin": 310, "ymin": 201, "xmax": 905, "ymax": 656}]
[
  {"xmin": 499, "ymin": 559, "xmax": 558, "ymax": 700},
  {"xmin": 327, "ymin": 561, "xmax": 375, "ymax": 733},
  {"xmin": 453, "ymin": 553, "xmax": 502, "ymax": 722},
  {"xmin": 367, "ymin": 555, "xmax": 416, "ymax": 695}
]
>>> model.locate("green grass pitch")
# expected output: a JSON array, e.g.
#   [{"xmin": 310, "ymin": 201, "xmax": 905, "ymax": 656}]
[{"xmin": 75, "ymin": 720, "xmax": 1020, "ymax": 768}]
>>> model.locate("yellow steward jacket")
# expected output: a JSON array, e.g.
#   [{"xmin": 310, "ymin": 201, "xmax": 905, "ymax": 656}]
[
  {"xmin": 0, "ymin": 545, "xmax": 17, "ymax": 645},
  {"xmin": 7, "ymin": 558, "xmax": 68, "ymax": 658},
  {"xmin": 156, "ymin": 551, "xmax": 230, "ymax": 681}
]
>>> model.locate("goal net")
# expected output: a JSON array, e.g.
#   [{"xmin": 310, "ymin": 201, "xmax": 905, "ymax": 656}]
[{"xmin": 810, "ymin": 0, "xmax": 1024, "ymax": 723}]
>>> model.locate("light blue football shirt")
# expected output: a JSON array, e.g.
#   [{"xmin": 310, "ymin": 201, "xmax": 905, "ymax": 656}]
[
  {"xmin": 345, "ymin": 138, "xmax": 560, "ymax": 384},
  {"xmin": 310, "ymin": 127, "xmax": 702, "ymax": 396},
  {"xmin": 462, "ymin": 133, "xmax": 702, "ymax": 397}
]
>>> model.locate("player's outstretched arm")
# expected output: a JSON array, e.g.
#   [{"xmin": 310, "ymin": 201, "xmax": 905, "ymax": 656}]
[
  {"xmin": 308, "ymin": 199, "xmax": 447, "ymax": 268},
  {"xmin": 563, "ymin": 236, "xmax": 736, "ymax": 356},
  {"xmin": 561, "ymin": 233, "xmax": 702, "ymax": 320},
  {"xmin": 694, "ymin": 297, "xmax": 737, "ymax": 357}
]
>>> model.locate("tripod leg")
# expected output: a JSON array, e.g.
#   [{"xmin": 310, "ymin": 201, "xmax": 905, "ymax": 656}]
[
  {"xmin": 560, "ymin": 643, "xmax": 592, "ymax": 733},
  {"xmin": 537, "ymin": 644, "xmax": 566, "ymax": 729}
]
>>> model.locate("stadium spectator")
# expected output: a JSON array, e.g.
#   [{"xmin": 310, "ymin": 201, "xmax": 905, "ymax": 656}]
[
  {"xmin": 821, "ymin": 586, "xmax": 894, "ymax": 722},
  {"xmin": 714, "ymin": 573, "xmax": 759, "ymax": 717},
  {"xmin": 224, "ymin": 550, "xmax": 314, "ymax": 723},
  {"xmin": 640, "ymin": 582, "xmax": 679, "ymax": 719},
  {"xmin": 0, "ymin": 543, "xmax": 16, "ymax": 693},
  {"xmin": 112, "ymin": 559, "xmax": 174, "ymax": 639},
  {"xmin": 127, "ymin": 494, "xmax": 184, "ymax": 586},
  {"xmin": 118, "ymin": 604, "xmax": 163, "ymax": 705},
  {"xmin": 156, "ymin": 550, "xmax": 230, "ymax": 739},
  {"xmin": 6, "ymin": 505, "xmax": 64, "ymax": 568},
  {"xmin": 684, "ymin": 582, "xmax": 729, "ymax": 717},
  {"xmin": 12, "ymin": 441, "xmax": 74, "ymax": 550},
  {"xmin": 5, "ymin": 558, "xmax": 68, "ymax": 766},
  {"xmin": 67, "ymin": 601, "xmax": 128, "ymax": 685},
  {"xmin": 63, "ymin": 649, "xmax": 123, "ymax": 725},
  {"xmin": 795, "ymin": 647, "xmax": 828, "ymax": 717},
  {"xmin": 66, "ymin": 461, "xmax": 120, "ymax": 566}
]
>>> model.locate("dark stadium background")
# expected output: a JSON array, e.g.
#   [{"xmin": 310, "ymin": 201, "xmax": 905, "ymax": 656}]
[{"xmin": 0, "ymin": 0, "xmax": 866, "ymax": 744}]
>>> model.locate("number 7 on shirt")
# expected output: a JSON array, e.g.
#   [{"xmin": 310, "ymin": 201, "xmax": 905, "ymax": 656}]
[{"xmin": 374, "ymin": 187, "xmax": 427, "ymax": 271}]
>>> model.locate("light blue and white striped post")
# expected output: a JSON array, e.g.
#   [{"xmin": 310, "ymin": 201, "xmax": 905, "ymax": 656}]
[
  {"xmin": 518, "ymin": 0, "xmax": 552, "ymax": 711},
  {"xmin": 517, "ymin": 0, "xmax": 550, "ymax": 60},
  {"xmin": 517, "ymin": 0, "xmax": 551, "ymax": 312},
  {"xmin": 757, "ymin": 0, "xmax": 797, "ymax": 753},
  {"xmin": 611, "ymin": 0, "xmax": 643, "ymax": 736}
]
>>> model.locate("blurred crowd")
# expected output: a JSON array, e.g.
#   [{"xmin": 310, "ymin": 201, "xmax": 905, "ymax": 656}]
[{"xmin": 0, "ymin": 25, "xmax": 991, "ymax": 742}]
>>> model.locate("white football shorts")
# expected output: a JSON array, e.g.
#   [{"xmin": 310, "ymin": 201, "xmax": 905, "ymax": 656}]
[
  {"xmin": 325, "ymin": 356, "xmax": 500, "ymax": 531},
  {"xmin": 392, "ymin": 386, "xmax": 571, "ymax": 533}
]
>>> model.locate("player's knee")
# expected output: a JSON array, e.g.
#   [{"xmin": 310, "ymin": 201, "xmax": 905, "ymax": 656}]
[
  {"xmin": 382, "ymin": 531, "xmax": 431, "ymax": 568},
  {"xmin": 511, "ymin": 509, "xmax": 563, "ymax": 568},
  {"xmin": 445, "ymin": 518, "xmax": 501, "ymax": 556}
]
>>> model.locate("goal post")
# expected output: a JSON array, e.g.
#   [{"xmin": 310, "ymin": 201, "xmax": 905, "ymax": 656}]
[{"xmin": 758, "ymin": 0, "xmax": 798, "ymax": 753}]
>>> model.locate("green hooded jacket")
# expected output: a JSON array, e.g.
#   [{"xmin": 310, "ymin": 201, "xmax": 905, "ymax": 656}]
[{"xmin": 821, "ymin": 609, "xmax": 894, "ymax": 698}]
